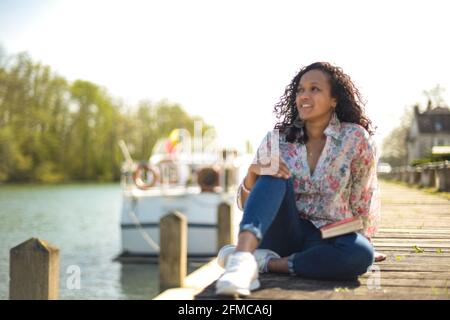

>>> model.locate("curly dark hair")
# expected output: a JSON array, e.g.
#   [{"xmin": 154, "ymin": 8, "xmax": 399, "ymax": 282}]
[{"xmin": 273, "ymin": 62, "xmax": 375, "ymax": 144}]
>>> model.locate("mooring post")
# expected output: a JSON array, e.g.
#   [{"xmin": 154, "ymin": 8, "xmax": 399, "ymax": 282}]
[
  {"xmin": 217, "ymin": 202, "xmax": 233, "ymax": 251},
  {"xmin": 159, "ymin": 211, "xmax": 187, "ymax": 291},
  {"xmin": 9, "ymin": 238, "xmax": 59, "ymax": 300}
]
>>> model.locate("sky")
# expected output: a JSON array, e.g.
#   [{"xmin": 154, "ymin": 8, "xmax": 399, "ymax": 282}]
[{"xmin": 1, "ymin": 0, "xmax": 450, "ymax": 153}]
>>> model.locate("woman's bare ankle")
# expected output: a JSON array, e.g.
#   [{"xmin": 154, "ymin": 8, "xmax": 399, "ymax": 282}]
[
  {"xmin": 235, "ymin": 230, "xmax": 259, "ymax": 252},
  {"xmin": 267, "ymin": 257, "xmax": 290, "ymax": 273}
]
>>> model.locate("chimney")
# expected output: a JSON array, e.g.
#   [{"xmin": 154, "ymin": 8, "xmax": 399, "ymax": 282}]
[{"xmin": 427, "ymin": 99, "xmax": 432, "ymax": 111}]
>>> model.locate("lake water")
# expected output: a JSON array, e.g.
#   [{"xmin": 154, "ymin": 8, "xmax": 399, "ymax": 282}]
[{"xmin": 0, "ymin": 183, "xmax": 200, "ymax": 300}]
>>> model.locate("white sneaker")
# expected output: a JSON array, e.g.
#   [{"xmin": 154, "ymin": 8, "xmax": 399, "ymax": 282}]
[
  {"xmin": 217, "ymin": 245, "xmax": 280, "ymax": 273},
  {"xmin": 217, "ymin": 244, "xmax": 237, "ymax": 268},
  {"xmin": 215, "ymin": 251, "xmax": 260, "ymax": 296}
]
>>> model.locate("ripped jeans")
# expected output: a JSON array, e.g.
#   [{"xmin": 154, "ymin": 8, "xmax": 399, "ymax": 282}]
[{"xmin": 240, "ymin": 175, "xmax": 374, "ymax": 280}]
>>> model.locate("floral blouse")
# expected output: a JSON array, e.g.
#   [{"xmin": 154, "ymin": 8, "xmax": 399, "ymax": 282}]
[{"xmin": 237, "ymin": 117, "xmax": 380, "ymax": 239}]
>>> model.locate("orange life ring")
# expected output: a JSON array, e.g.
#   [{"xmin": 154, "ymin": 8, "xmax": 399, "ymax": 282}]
[{"xmin": 132, "ymin": 162, "xmax": 160, "ymax": 190}]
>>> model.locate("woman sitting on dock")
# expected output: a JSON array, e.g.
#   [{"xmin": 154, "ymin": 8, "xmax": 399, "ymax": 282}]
[{"xmin": 216, "ymin": 61, "xmax": 383, "ymax": 296}]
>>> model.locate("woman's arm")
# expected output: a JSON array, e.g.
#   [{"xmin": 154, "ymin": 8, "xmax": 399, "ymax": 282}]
[
  {"xmin": 349, "ymin": 133, "xmax": 381, "ymax": 239},
  {"xmin": 237, "ymin": 170, "xmax": 259, "ymax": 210},
  {"xmin": 236, "ymin": 131, "xmax": 291, "ymax": 211}
]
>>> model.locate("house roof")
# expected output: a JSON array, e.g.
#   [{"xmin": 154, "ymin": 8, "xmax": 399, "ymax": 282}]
[
  {"xmin": 423, "ymin": 106, "xmax": 450, "ymax": 115},
  {"xmin": 416, "ymin": 106, "xmax": 450, "ymax": 133}
]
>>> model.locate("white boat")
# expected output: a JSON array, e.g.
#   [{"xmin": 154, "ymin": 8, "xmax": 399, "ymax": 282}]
[{"xmin": 116, "ymin": 134, "xmax": 250, "ymax": 261}]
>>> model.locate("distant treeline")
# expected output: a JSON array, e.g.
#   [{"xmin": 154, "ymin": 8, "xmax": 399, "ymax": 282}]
[{"xmin": 0, "ymin": 49, "xmax": 212, "ymax": 183}]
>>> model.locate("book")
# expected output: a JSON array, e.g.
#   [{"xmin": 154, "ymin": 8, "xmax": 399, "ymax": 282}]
[{"xmin": 320, "ymin": 216, "xmax": 363, "ymax": 239}]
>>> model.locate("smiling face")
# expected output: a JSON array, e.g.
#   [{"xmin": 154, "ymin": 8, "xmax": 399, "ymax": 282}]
[{"xmin": 295, "ymin": 69, "xmax": 337, "ymax": 122}]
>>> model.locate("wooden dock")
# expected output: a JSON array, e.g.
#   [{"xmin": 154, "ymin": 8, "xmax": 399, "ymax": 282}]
[{"xmin": 173, "ymin": 180, "xmax": 450, "ymax": 300}]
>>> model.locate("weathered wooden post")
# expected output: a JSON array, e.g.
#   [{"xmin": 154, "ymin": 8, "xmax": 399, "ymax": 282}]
[
  {"xmin": 394, "ymin": 168, "xmax": 401, "ymax": 181},
  {"xmin": 217, "ymin": 202, "xmax": 234, "ymax": 251},
  {"xmin": 436, "ymin": 161, "xmax": 450, "ymax": 191},
  {"xmin": 420, "ymin": 164, "xmax": 436, "ymax": 188},
  {"xmin": 401, "ymin": 166, "xmax": 409, "ymax": 183},
  {"xmin": 9, "ymin": 238, "xmax": 59, "ymax": 300},
  {"xmin": 412, "ymin": 167, "xmax": 421, "ymax": 185},
  {"xmin": 159, "ymin": 211, "xmax": 187, "ymax": 292}
]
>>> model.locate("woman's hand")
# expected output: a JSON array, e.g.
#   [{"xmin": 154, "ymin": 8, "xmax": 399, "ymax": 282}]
[
  {"xmin": 238, "ymin": 156, "xmax": 291, "ymax": 208},
  {"xmin": 248, "ymin": 156, "xmax": 291, "ymax": 179}
]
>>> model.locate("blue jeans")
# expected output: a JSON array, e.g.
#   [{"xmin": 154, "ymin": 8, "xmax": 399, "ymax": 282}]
[{"xmin": 240, "ymin": 175, "xmax": 374, "ymax": 280}]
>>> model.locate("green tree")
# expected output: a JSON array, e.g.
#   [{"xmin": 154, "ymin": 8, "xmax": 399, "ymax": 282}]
[
  {"xmin": 0, "ymin": 48, "xmax": 214, "ymax": 183},
  {"xmin": 379, "ymin": 106, "xmax": 413, "ymax": 167}
]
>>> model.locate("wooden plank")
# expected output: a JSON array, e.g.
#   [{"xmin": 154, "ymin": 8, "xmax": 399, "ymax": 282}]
[
  {"xmin": 377, "ymin": 228, "xmax": 450, "ymax": 234},
  {"xmin": 377, "ymin": 258, "xmax": 450, "ymax": 264},
  {"xmin": 372, "ymin": 242, "xmax": 450, "ymax": 248},
  {"xmin": 360, "ymin": 271, "xmax": 450, "ymax": 280},
  {"xmin": 245, "ymin": 288, "xmax": 449, "ymax": 300},
  {"xmin": 373, "ymin": 239, "xmax": 450, "ymax": 244},
  {"xmin": 372, "ymin": 250, "xmax": 450, "ymax": 256},
  {"xmin": 360, "ymin": 278, "xmax": 450, "ymax": 288},
  {"xmin": 375, "ymin": 235, "xmax": 450, "ymax": 239},
  {"xmin": 376, "ymin": 265, "xmax": 450, "ymax": 272},
  {"xmin": 154, "ymin": 258, "xmax": 224, "ymax": 300}
]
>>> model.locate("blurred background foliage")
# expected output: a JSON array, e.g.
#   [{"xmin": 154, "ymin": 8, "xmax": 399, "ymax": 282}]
[{"xmin": 0, "ymin": 49, "xmax": 212, "ymax": 183}]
